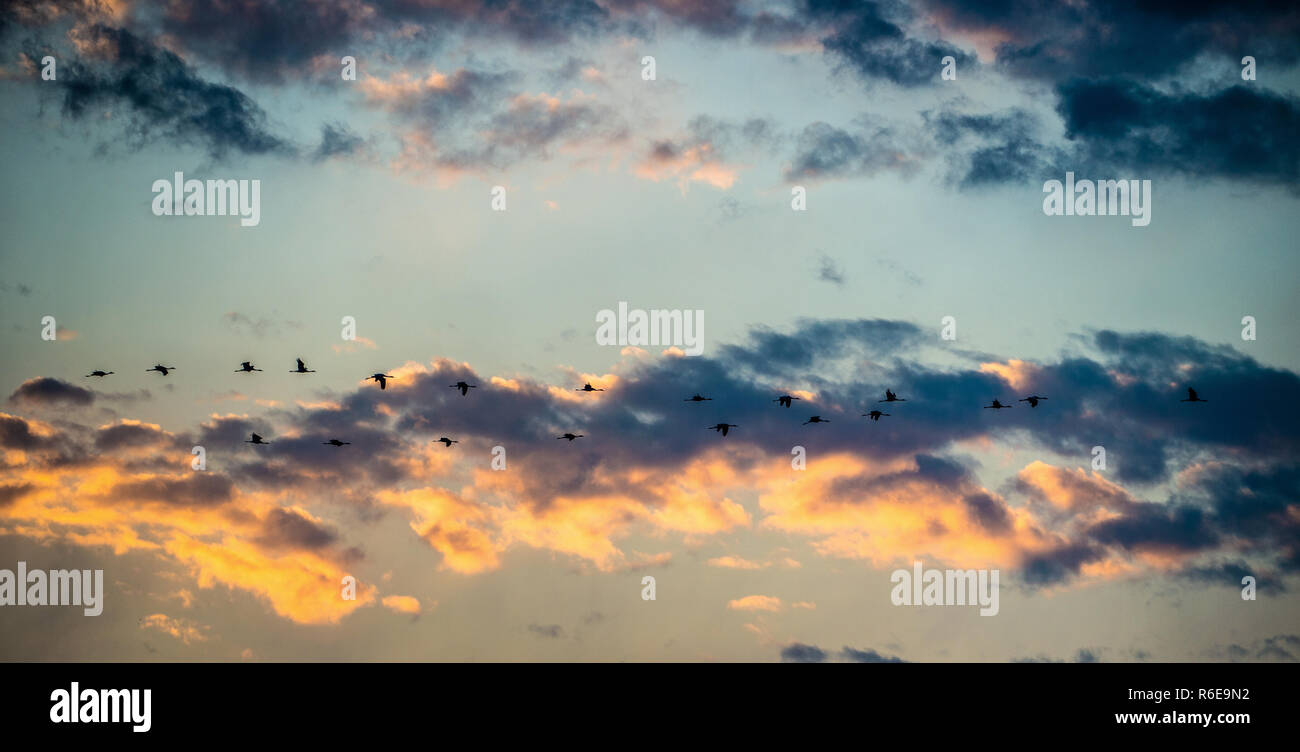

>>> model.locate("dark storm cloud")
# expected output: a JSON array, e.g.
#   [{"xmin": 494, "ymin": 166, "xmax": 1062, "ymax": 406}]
[
  {"xmin": 312, "ymin": 122, "xmax": 366, "ymax": 162},
  {"xmin": 7, "ymin": 318, "xmax": 1298, "ymax": 587},
  {"xmin": 720, "ymin": 318, "xmax": 924, "ymax": 373},
  {"xmin": 256, "ymin": 507, "xmax": 340, "ymax": 551},
  {"xmin": 841, "ymin": 646, "xmax": 908, "ymax": 663},
  {"xmin": 109, "ymin": 473, "xmax": 236, "ymax": 507},
  {"xmin": 924, "ymin": 108, "xmax": 1063, "ymax": 188},
  {"xmin": 1055, "ymin": 80, "xmax": 1300, "ymax": 189},
  {"xmin": 783, "ymin": 121, "xmax": 918, "ymax": 181},
  {"xmin": 0, "ymin": 482, "xmax": 35, "ymax": 507},
  {"xmin": 780, "ymin": 642, "xmax": 828, "ymax": 662},
  {"xmin": 8, "ymin": 377, "xmax": 94, "ymax": 406},
  {"xmin": 1178, "ymin": 561, "xmax": 1285, "ymax": 594},
  {"xmin": 48, "ymin": 25, "xmax": 294, "ymax": 161},
  {"xmin": 782, "ymin": 643, "xmax": 908, "ymax": 662},
  {"xmin": 94, "ymin": 421, "xmax": 175, "ymax": 452},
  {"xmin": 1021, "ymin": 543, "xmax": 1105, "ymax": 587},
  {"xmin": 920, "ymin": 0, "xmax": 1300, "ymax": 81},
  {"xmin": 803, "ymin": 0, "xmax": 977, "ymax": 87}
]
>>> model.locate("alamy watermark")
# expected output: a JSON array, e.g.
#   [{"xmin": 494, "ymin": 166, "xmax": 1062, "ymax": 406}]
[
  {"xmin": 1043, "ymin": 172, "xmax": 1151, "ymax": 227},
  {"xmin": 151, "ymin": 172, "xmax": 261, "ymax": 227},
  {"xmin": 890, "ymin": 561, "xmax": 999, "ymax": 616},
  {"xmin": 0, "ymin": 561, "xmax": 103, "ymax": 616},
  {"xmin": 595, "ymin": 302, "xmax": 704, "ymax": 356}
]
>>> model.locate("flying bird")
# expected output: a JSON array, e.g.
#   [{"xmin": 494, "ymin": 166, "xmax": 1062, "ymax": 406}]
[
  {"xmin": 984, "ymin": 399, "xmax": 1013, "ymax": 409},
  {"xmin": 322, "ymin": 439, "xmax": 350, "ymax": 447},
  {"xmin": 557, "ymin": 433, "xmax": 585, "ymax": 441},
  {"xmin": 450, "ymin": 381, "xmax": 477, "ymax": 396},
  {"xmin": 85, "ymin": 370, "xmax": 113, "ymax": 378},
  {"xmin": 575, "ymin": 383, "xmax": 605, "ymax": 392},
  {"xmin": 706, "ymin": 423, "xmax": 738, "ymax": 436},
  {"xmin": 235, "ymin": 361, "xmax": 262, "ymax": 373},
  {"xmin": 434, "ymin": 437, "xmax": 459, "ymax": 447},
  {"xmin": 879, "ymin": 389, "xmax": 907, "ymax": 403},
  {"xmin": 773, "ymin": 395, "xmax": 800, "ymax": 408},
  {"xmin": 291, "ymin": 358, "xmax": 315, "ymax": 373},
  {"xmin": 1181, "ymin": 388, "xmax": 1208, "ymax": 403},
  {"xmin": 1019, "ymin": 395, "xmax": 1048, "ymax": 408},
  {"xmin": 683, "ymin": 394, "xmax": 713, "ymax": 402},
  {"xmin": 245, "ymin": 433, "xmax": 270, "ymax": 445},
  {"xmin": 802, "ymin": 415, "xmax": 830, "ymax": 425},
  {"xmin": 862, "ymin": 410, "xmax": 889, "ymax": 421},
  {"xmin": 369, "ymin": 373, "xmax": 395, "ymax": 390},
  {"xmin": 146, "ymin": 365, "xmax": 175, "ymax": 376}
]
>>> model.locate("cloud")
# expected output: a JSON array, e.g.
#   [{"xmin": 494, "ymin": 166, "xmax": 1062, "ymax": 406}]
[
  {"xmin": 139, "ymin": 613, "xmax": 208, "ymax": 645},
  {"xmin": 805, "ymin": 0, "xmax": 977, "ymax": 87},
  {"xmin": 1055, "ymin": 81, "xmax": 1300, "ymax": 189},
  {"xmin": 817, "ymin": 253, "xmax": 845, "ymax": 286},
  {"xmin": 381, "ymin": 594, "xmax": 422, "ymax": 615},
  {"xmin": 728, "ymin": 594, "xmax": 783, "ymax": 612},
  {"xmin": 2, "ymin": 320, "xmax": 1297, "ymax": 616},
  {"xmin": 8, "ymin": 378, "xmax": 94, "ymax": 406},
  {"xmin": 784, "ymin": 120, "xmax": 920, "ymax": 182},
  {"xmin": 47, "ymin": 25, "xmax": 294, "ymax": 160},
  {"xmin": 780, "ymin": 642, "xmax": 827, "ymax": 662},
  {"xmin": 781, "ymin": 643, "xmax": 908, "ymax": 662},
  {"xmin": 527, "ymin": 623, "xmax": 565, "ymax": 639}
]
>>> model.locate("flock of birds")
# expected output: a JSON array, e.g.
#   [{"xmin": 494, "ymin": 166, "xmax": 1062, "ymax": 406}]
[{"xmin": 80, "ymin": 359, "xmax": 1212, "ymax": 448}]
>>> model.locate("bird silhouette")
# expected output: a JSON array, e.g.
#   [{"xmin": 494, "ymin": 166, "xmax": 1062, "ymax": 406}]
[
  {"xmin": 575, "ymin": 383, "xmax": 605, "ymax": 392},
  {"xmin": 146, "ymin": 364, "xmax": 175, "ymax": 376},
  {"xmin": 557, "ymin": 433, "xmax": 584, "ymax": 441},
  {"xmin": 1181, "ymin": 388, "xmax": 1208, "ymax": 403},
  {"xmin": 369, "ymin": 373, "xmax": 394, "ymax": 390},
  {"xmin": 773, "ymin": 395, "xmax": 800, "ymax": 408},
  {"xmin": 322, "ymin": 439, "xmax": 350, "ymax": 447},
  {"xmin": 984, "ymin": 399, "xmax": 1013, "ymax": 409},
  {"xmin": 802, "ymin": 415, "xmax": 830, "ymax": 425},
  {"xmin": 245, "ymin": 433, "xmax": 270, "ymax": 445},
  {"xmin": 235, "ymin": 361, "xmax": 262, "ymax": 373},
  {"xmin": 706, "ymin": 423, "xmax": 738, "ymax": 436},
  {"xmin": 85, "ymin": 370, "xmax": 114, "ymax": 378},
  {"xmin": 434, "ymin": 437, "xmax": 459, "ymax": 447},
  {"xmin": 291, "ymin": 358, "xmax": 315, "ymax": 373},
  {"xmin": 1019, "ymin": 395, "xmax": 1048, "ymax": 408},
  {"xmin": 862, "ymin": 410, "xmax": 889, "ymax": 421},
  {"xmin": 879, "ymin": 389, "xmax": 907, "ymax": 403},
  {"xmin": 450, "ymin": 381, "xmax": 477, "ymax": 396},
  {"xmin": 683, "ymin": 393, "xmax": 712, "ymax": 402}
]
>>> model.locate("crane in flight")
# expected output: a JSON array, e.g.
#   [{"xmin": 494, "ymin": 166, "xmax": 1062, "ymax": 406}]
[
  {"xmin": 85, "ymin": 370, "xmax": 114, "ymax": 378},
  {"xmin": 146, "ymin": 364, "xmax": 175, "ymax": 376},
  {"xmin": 291, "ymin": 358, "xmax": 315, "ymax": 373},
  {"xmin": 450, "ymin": 381, "xmax": 477, "ymax": 396},
  {"xmin": 235, "ymin": 361, "xmax": 262, "ymax": 373},
  {"xmin": 706, "ymin": 423, "xmax": 738, "ymax": 436},
  {"xmin": 368, "ymin": 373, "xmax": 395, "ymax": 390},
  {"xmin": 773, "ymin": 395, "xmax": 800, "ymax": 408},
  {"xmin": 1180, "ymin": 388, "xmax": 1208, "ymax": 403}
]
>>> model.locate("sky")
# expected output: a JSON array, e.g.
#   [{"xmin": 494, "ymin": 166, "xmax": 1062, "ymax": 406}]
[{"xmin": 0, "ymin": 0, "xmax": 1297, "ymax": 662}]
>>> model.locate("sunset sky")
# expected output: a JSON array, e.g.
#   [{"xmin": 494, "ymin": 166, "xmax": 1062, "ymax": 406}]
[{"xmin": 1, "ymin": 0, "xmax": 1298, "ymax": 662}]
